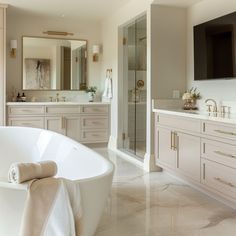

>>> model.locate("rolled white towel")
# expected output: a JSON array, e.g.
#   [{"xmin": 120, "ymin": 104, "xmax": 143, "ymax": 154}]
[{"xmin": 8, "ymin": 161, "xmax": 58, "ymax": 184}]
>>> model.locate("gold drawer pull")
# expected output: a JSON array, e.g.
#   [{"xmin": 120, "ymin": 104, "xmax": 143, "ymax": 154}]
[
  {"xmin": 214, "ymin": 130, "xmax": 236, "ymax": 136},
  {"xmin": 22, "ymin": 109, "xmax": 34, "ymax": 113},
  {"xmin": 214, "ymin": 177, "xmax": 236, "ymax": 188},
  {"xmin": 214, "ymin": 151, "xmax": 236, "ymax": 159},
  {"xmin": 92, "ymin": 121, "xmax": 102, "ymax": 125},
  {"xmin": 82, "ymin": 107, "xmax": 106, "ymax": 113},
  {"xmin": 170, "ymin": 131, "xmax": 174, "ymax": 150},
  {"xmin": 21, "ymin": 123, "xmax": 34, "ymax": 126},
  {"xmin": 170, "ymin": 132, "xmax": 177, "ymax": 151}
]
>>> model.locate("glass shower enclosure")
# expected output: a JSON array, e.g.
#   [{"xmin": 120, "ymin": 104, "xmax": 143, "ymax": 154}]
[{"xmin": 122, "ymin": 15, "xmax": 147, "ymax": 159}]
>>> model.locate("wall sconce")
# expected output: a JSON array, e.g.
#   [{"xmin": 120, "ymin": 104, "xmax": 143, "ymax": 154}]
[
  {"xmin": 92, "ymin": 45, "xmax": 100, "ymax": 62},
  {"xmin": 10, "ymin": 40, "xmax": 17, "ymax": 58}
]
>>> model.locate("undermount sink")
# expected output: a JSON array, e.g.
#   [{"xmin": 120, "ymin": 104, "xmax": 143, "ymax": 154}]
[{"xmin": 183, "ymin": 109, "xmax": 233, "ymax": 119}]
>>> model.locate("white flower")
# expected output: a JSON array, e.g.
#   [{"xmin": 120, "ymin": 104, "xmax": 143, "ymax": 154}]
[{"xmin": 182, "ymin": 92, "xmax": 192, "ymax": 100}]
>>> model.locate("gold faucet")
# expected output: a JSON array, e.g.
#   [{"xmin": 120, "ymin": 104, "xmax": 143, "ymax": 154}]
[
  {"xmin": 56, "ymin": 93, "xmax": 60, "ymax": 102},
  {"xmin": 205, "ymin": 99, "xmax": 217, "ymax": 113}
]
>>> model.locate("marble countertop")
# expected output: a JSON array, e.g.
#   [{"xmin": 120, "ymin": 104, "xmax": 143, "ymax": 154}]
[
  {"xmin": 7, "ymin": 102, "xmax": 110, "ymax": 106},
  {"xmin": 153, "ymin": 107, "xmax": 236, "ymax": 125}
]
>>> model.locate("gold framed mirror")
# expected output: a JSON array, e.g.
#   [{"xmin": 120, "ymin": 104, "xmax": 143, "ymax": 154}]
[{"xmin": 22, "ymin": 36, "xmax": 87, "ymax": 91}]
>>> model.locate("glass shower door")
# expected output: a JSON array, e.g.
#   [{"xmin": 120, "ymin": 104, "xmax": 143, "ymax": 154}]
[{"xmin": 122, "ymin": 15, "xmax": 147, "ymax": 159}]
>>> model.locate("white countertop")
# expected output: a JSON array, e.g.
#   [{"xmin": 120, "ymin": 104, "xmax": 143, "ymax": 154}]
[
  {"xmin": 7, "ymin": 102, "xmax": 110, "ymax": 106},
  {"xmin": 153, "ymin": 107, "xmax": 236, "ymax": 125}
]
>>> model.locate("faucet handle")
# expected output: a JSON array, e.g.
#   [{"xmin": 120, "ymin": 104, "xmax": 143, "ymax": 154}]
[
  {"xmin": 220, "ymin": 106, "xmax": 227, "ymax": 114},
  {"xmin": 56, "ymin": 93, "xmax": 60, "ymax": 102},
  {"xmin": 49, "ymin": 96, "xmax": 53, "ymax": 102},
  {"xmin": 206, "ymin": 104, "xmax": 212, "ymax": 112}
]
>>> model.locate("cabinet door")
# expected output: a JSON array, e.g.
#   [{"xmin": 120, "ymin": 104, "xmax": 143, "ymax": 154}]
[
  {"xmin": 8, "ymin": 117, "xmax": 44, "ymax": 129},
  {"xmin": 177, "ymin": 132, "xmax": 200, "ymax": 181},
  {"xmin": 64, "ymin": 116, "xmax": 80, "ymax": 141},
  {"xmin": 45, "ymin": 117, "xmax": 64, "ymax": 135},
  {"xmin": 156, "ymin": 126, "xmax": 176, "ymax": 169}
]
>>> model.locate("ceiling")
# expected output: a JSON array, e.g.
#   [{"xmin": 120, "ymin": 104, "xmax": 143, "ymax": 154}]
[
  {"xmin": 3, "ymin": 0, "xmax": 129, "ymax": 21},
  {"xmin": 152, "ymin": 0, "xmax": 205, "ymax": 7},
  {"xmin": 3, "ymin": 0, "xmax": 205, "ymax": 21}
]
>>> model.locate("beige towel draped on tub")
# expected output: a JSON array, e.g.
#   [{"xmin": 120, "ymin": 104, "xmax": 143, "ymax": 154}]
[
  {"xmin": 20, "ymin": 178, "xmax": 82, "ymax": 236},
  {"xmin": 8, "ymin": 161, "xmax": 57, "ymax": 184}
]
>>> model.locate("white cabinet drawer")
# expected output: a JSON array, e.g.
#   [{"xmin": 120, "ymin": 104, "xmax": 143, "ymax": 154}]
[
  {"xmin": 46, "ymin": 106, "xmax": 80, "ymax": 114},
  {"xmin": 8, "ymin": 106, "xmax": 45, "ymax": 116},
  {"xmin": 157, "ymin": 113, "xmax": 201, "ymax": 133},
  {"xmin": 81, "ymin": 130, "xmax": 109, "ymax": 142},
  {"xmin": 202, "ymin": 159, "xmax": 236, "ymax": 200},
  {"xmin": 81, "ymin": 105, "xmax": 108, "ymax": 114},
  {"xmin": 8, "ymin": 117, "xmax": 44, "ymax": 129},
  {"xmin": 81, "ymin": 116, "xmax": 108, "ymax": 129},
  {"xmin": 202, "ymin": 122, "xmax": 236, "ymax": 141},
  {"xmin": 202, "ymin": 139, "xmax": 236, "ymax": 169}
]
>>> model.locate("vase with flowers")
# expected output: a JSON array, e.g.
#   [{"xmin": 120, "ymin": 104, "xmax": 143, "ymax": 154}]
[
  {"xmin": 86, "ymin": 86, "xmax": 97, "ymax": 102},
  {"xmin": 182, "ymin": 87, "xmax": 201, "ymax": 110}
]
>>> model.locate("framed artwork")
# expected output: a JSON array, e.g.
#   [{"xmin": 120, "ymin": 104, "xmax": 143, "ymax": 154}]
[{"xmin": 25, "ymin": 58, "xmax": 50, "ymax": 89}]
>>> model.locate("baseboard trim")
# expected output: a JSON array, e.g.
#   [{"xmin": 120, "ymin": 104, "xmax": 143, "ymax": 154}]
[
  {"xmin": 144, "ymin": 153, "xmax": 162, "ymax": 172},
  {"xmin": 108, "ymin": 136, "xmax": 117, "ymax": 151},
  {"xmin": 113, "ymin": 149, "xmax": 144, "ymax": 169}
]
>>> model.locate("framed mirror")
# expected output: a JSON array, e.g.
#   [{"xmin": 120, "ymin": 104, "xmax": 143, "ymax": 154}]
[{"xmin": 22, "ymin": 36, "xmax": 87, "ymax": 91}]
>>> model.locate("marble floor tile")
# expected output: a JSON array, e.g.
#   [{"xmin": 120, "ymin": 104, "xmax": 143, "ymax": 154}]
[{"xmin": 93, "ymin": 148, "xmax": 236, "ymax": 236}]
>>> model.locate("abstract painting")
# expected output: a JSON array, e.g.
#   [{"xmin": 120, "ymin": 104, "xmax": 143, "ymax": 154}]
[{"xmin": 25, "ymin": 58, "xmax": 50, "ymax": 89}]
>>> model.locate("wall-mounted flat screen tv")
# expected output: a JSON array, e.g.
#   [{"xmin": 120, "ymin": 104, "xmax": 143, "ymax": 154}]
[{"xmin": 194, "ymin": 12, "xmax": 236, "ymax": 80}]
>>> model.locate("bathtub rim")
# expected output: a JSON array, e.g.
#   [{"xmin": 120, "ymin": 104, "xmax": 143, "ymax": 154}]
[{"xmin": 0, "ymin": 126, "xmax": 114, "ymax": 188}]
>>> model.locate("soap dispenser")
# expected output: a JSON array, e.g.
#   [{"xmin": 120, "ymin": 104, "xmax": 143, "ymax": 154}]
[
  {"xmin": 16, "ymin": 93, "xmax": 21, "ymax": 102},
  {"xmin": 21, "ymin": 93, "xmax": 26, "ymax": 102}
]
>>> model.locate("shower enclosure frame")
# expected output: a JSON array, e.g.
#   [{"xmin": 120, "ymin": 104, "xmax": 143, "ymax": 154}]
[{"xmin": 118, "ymin": 14, "xmax": 147, "ymax": 161}]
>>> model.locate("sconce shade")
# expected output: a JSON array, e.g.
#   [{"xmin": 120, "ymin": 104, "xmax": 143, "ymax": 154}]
[
  {"xmin": 10, "ymin": 40, "xmax": 17, "ymax": 58},
  {"xmin": 92, "ymin": 45, "xmax": 100, "ymax": 54},
  {"xmin": 10, "ymin": 40, "xmax": 17, "ymax": 49}
]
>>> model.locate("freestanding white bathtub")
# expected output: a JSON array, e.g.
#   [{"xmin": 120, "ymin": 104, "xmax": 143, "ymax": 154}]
[{"xmin": 0, "ymin": 127, "xmax": 114, "ymax": 236}]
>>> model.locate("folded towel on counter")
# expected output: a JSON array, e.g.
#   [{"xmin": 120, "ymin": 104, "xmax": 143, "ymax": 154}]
[
  {"xmin": 8, "ymin": 161, "xmax": 57, "ymax": 184},
  {"xmin": 19, "ymin": 178, "xmax": 82, "ymax": 236}
]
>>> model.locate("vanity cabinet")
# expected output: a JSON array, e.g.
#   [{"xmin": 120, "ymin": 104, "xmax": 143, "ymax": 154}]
[
  {"xmin": 45, "ymin": 116, "xmax": 64, "ymax": 134},
  {"xmin": 202, "ymin": 159, "xmax": 236, "ymax": 201},
  {"xmin": 64, "ymin": 116, "xmax": 81, "ymax": 141},
  {"xmin": 177, "ymin": 132, "xmax": 200, "ymax": 181},
  {"xmin": 8, "ymin": 116, "xmax": 44, "ymax": 129},
  {"xmin": 156, "ymin": 121, "xmax": 200, "ymax": 181},
  {"xmin": 45, "ymin": 105, "xmax": 81, "ymax": 141},
  {"xmin": 7, "ymin": 104, "xmax": 110, "ymax": 144},
  {"xmin": 156, "ymin": 126, "xmax": 176, "ymax": 168},
  {"xmin": 45, "ymin": 116, "xmax": 81, "ymax": 141},
  {"xmin": 154, "ymin": 111, "xmax": 236, "ymax": 207},
  {"xmin": 7, "ymin": 106, "xmax": 45, "ymax": 129}
]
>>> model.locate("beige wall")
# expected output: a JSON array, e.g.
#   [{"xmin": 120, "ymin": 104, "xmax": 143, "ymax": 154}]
[
  {"xmin": 151, "ymin": 5, "xmax": 187, "ymax": 100},
  {"xmin": 187, "ymin": 0, "xmax": 236, "ymax": 101},
  {"xmin": 6, "ymin": 10, "xmax": 102, "ymax": 102},
  {"xmin": 0, "ymin": 6, "xmax": 6, "ymax": 125}
]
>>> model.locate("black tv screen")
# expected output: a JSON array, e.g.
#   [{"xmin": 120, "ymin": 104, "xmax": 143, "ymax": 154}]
[{"xmin": 194, "ymin": 12, "xmax": 236, "ymax": 80}]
